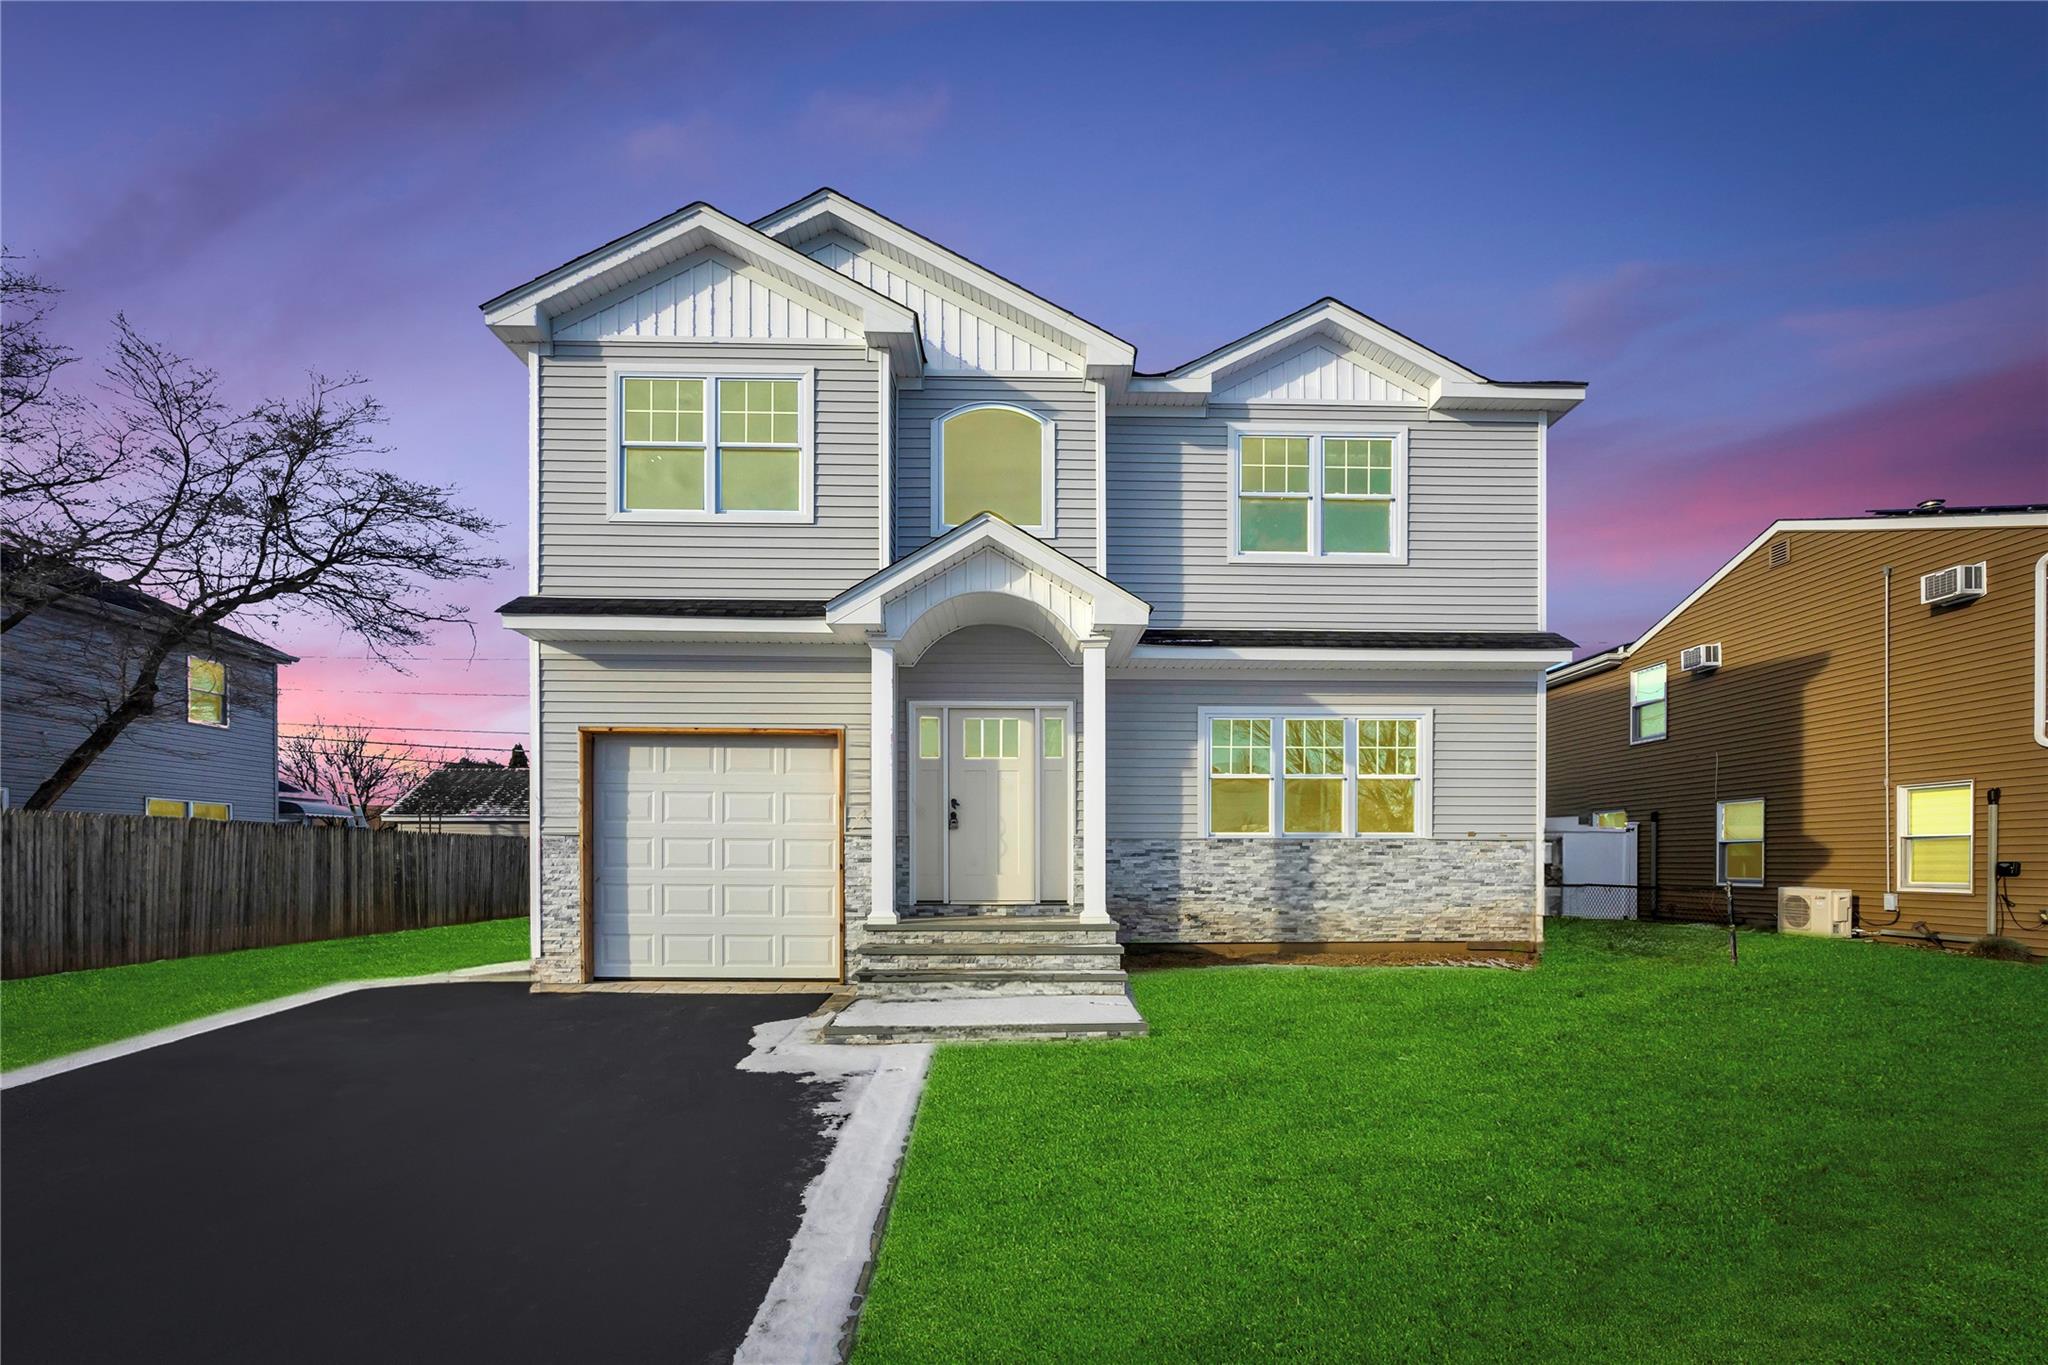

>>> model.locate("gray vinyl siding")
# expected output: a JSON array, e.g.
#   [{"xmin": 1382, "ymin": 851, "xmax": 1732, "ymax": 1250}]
[
  {"xmin": 1106, "ymin": 407, "xmax": 1541, "ymax": 629},
  {"xmin": 1105, "ymin": 671, "xmax": 1541, "ymax": 840},
  {"xmin": 537, "ymin": 340, "xmax": 880, "ymax": 598},
  {"xmin": 0, "ymin": 606, "xmax": 281, "ymax": 820},
  {"xmin": 536, "ymin": 643, "xmax": 870, "ymax": 837},
  {"xmin": 894, "ymin": 375, "xmax": 1098, "ymax": 570}
]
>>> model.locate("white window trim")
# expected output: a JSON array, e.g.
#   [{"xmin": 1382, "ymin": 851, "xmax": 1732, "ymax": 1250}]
[
  {"xmin": 1715, "ymin": 798, "xmax": 1765, "ymax": 888},
  {"xmin": 1197, "ymin": 706, "xmax": 1434, "ymax": 840},
  {"xmin": 1628, "ymin": 662, "xmax": 1667, "ymax": 745},
  {"xmin": 605, "ymin": 362, "xmax": 817, "ymax": 524},
  {"xmin": 929, "ymin": 402, "xmax": 1056, "ymax": 537},
  {"xmin": 186, "ymin": 655, "xmax": 230, "ymax": 729},
  {"xmin": 1225, "ymin": 424, "xmax": 1409, "ymax": 565},
  {"xmin": 1896, "ymin": 780, "xmax": 1974, "ymax": 894}
]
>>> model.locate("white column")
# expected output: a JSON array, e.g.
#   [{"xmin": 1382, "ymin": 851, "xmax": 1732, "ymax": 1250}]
[
  {"xmin": 1080, "ymin": 638, "xmax": 1111, "ymax": 924},
  {"xmin": 868, "ymin": 642, "xmax": 899, "ymax": 926}
]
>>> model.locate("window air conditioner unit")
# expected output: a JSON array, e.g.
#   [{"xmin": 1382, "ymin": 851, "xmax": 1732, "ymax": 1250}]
[
  {"xmin": 1919, "ymin": 562, "xmax": 1986, "ymax": 606},
  {"xmin": 1680, "ymin": 643, "xmax": 1722, "ymax": 673},
  {"xmin": 1777, "ymin": 887, "xmax": 1852, "ymax": 938}
]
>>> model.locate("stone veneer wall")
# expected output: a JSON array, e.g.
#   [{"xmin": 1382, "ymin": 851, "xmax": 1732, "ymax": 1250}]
[
  {"xmin": 1106, "ymin": 837, "xmax": 1536, "ymax": 943},
  {"xmin": 535, "ymin": 823, "xmax": 875, "ymax": 984}
]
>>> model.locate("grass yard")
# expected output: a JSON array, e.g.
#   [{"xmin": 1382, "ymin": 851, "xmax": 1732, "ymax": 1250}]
[
  {"xmin": 0, "ymin": 917, "xmax": 528, "ymax": 1071},
  {"xmin": 853, "ymin": 922, "xmax": 2046, "ymax": 1363}
]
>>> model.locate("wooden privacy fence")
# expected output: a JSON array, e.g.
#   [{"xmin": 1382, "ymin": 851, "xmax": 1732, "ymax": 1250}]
[{"xmin": 1, "ymin": 812, "xmax": 528, "ymax": 978}]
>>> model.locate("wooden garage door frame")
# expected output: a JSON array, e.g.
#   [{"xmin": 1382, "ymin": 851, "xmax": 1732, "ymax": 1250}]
[{"xmin": 577, "ymin": 726, "xmax": 848, "ymax": 985}]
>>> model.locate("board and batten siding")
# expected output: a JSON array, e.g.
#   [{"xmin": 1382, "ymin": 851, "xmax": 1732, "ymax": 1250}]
[
  {"xmin": 894, "ymin": 376, "xmax": 1099, "ymax": 571},
  {"xmin": 0, "ymin": 606, "xmax": 280, "ymax": 820},
  {"xmin": 1107, "ymin": 671, "xmax": 1541, "ymax": 840},
  {"xmin": 1106, "ymin": 407, "xmax": 1541, "ymax": 629},
  {"xmin": 537, "ymin": 340, "xmax": 880, "ymax": 599},
  {"xmin": 536, "ymin": 643, "xmax": 870, "ymax": 838}
]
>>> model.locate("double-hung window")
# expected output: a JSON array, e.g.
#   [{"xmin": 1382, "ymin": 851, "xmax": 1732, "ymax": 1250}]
[
  {"xmin": 187, "ymin": 657, "xmax": 228, "ymax": 727},
  {"xmin": 1716, "ymin": 799, "xmax": 1764, "ymax": 886},
  {"xmin": 147, "ymin": 798, "xmax": 230, "ymax": 821},
  {"xmin": 1898, "ymin": 782, "xmax": 1972, "ymax": 891},
  {"xmin": 615, "ymin": 371, "xmax": 809, "ymax": 519},
  {"xmin": 1205, "ymin": 712, "xmax": 1430, "ymax": 838},
  {"xmin": 1629, "ymin": 663, "xmax": 1667, "ymax": 743},
  {"xmin": 1232, "ymin": 430, "xmax": 1405, "ymax": 560}
]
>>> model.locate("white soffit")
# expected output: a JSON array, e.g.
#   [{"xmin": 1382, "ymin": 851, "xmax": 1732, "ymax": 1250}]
[{"xmin": 1211, "ymin": 336, "xmax": 1426, "ymax": 405}]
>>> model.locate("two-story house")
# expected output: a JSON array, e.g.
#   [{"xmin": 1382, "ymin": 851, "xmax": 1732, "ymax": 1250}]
[
  {"xmin": 489, "ymin": 190, "xmax": 1582, "ymax": 1000},
  {"xmin": 1, "ymin": 557, "xmax": 293, "ymax": 820}
]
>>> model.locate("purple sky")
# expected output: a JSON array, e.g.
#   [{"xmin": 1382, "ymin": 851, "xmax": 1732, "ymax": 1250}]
[{"xmin": 6, "ymin": 2, "xmax": 2045, "ymax": 756}]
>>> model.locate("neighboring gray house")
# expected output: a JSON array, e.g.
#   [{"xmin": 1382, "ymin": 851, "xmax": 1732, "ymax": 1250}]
[
  {"xmin": 384, "ymin": 758, "xmax": 531, "ymax": 837},
  {"xmin": 487, "ymin": 189, "xmax": 1582, "ymax": 996},
  {"xmin": 1, "ymin": 563, "xmax": 294, "ymax": 820}
]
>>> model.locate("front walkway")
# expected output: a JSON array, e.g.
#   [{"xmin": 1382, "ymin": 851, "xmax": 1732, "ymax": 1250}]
[{"xmin": 1, "ymin": 984, "xmax": 869, "ymax": 1363}]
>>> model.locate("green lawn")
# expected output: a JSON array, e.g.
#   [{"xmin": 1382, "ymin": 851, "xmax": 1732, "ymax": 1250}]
[
  {"xmin": 1, "ymin": 917, "xmax": 528, "ymax": 1071},
  {"xmin": 854, "ymin": 922, "xmax": 2046, "ymax": 1363}
]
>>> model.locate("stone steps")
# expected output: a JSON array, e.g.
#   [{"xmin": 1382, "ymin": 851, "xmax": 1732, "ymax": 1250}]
[
  {"xmin": 852, "ymin": 967, "xmax": 1130, "ymax": 999},
  {"xmin": 853, "ymin": 913, "xmax": 1131, "ymax": 1004},
  {"xmin": 864, "ymin": 917, "xmax": 1121, "ymax": 946}
]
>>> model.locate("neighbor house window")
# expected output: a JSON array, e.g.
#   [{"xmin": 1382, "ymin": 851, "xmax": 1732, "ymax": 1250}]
[
  {"xmin": 1716, "ymin": 799, "xmax": 1764, "ymax": 886},
  {"xmin": 616, "ymin": 373, "xmax": 806, "ymax": 517},
  {"xmin": 187, "ymin": 657, "xmax": 227, "ymax": 727},
  {"xmin": 933, "ymin": 404, "xmax": 1053, "ymax": 534},
  {"xmin": 1898, "ymin": 782, "xmax": 1972, "ymax": 891},
  {"xmin": 1629, "ymin": 663, "xmax": 1667, "ymax": 743},
  {"xmin": 1592, "ymin": 810, "xmax": 1628, "ymax": 829},
  {"xmin": 147, "ymin": 798, "xmax": 230, "ymax": 821},
  {"xmin": 1233, "ymin": 430, "xmax": 1405, "ymax": 559},
  {"xmin": 1205, "ymin": 712, "xmax": 1429, "ymax": 838}
]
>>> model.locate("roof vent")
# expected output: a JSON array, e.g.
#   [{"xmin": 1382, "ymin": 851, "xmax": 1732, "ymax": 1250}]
[
  {"xmin": 1916, "ymin": 498, "xmax": 1946, "ymax": 511},
  {"xmin": 1769, "ymin": 540, "xmax": 1790, "ymax": 567},
  {"xmin": 1920, "ymin": 562, "xmax": 1987, "ymax": 607}
]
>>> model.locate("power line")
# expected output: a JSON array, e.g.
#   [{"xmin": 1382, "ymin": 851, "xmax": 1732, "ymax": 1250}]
[
  {"xmin": 279, "ymin": 735, "xmax": 528, "ymax": 756},
  {"xmin": 280, "ymin": 723, "xmax": 526, "ymax": 736}
]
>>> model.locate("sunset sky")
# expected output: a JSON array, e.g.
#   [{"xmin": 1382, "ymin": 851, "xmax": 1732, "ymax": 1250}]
[{"xmin": 5, "ymin": 2, "xmax": 2044, "ymax": 760}]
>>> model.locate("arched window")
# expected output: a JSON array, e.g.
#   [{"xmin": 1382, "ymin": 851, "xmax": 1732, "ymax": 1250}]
[{"xmin": 932, "ymin": 404, "xmax": 1053, "ymax": 535}]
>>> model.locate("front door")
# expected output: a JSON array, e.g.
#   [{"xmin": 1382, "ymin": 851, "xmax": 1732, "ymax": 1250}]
[{"xmin": 946, "ymin": 710, "xmax": 1038, "ymax": 903}]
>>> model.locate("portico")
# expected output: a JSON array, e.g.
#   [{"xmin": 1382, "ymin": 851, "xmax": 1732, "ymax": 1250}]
[{"xmin": 824, "ymin": 515, "xmax": 1148, "ymax": 928}]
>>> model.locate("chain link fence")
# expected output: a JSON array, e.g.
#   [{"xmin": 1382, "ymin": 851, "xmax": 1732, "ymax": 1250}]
[{"xmin": 1544, "ymin": 880, "xmax": 1734, "ymax": 924}]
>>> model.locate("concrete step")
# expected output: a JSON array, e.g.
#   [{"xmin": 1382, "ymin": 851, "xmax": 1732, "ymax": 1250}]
[
  {"xmin": 864, "ymin": 917, "xmax": 1121, "ymax": 946},
  {"xmin": 860, "ymin": 945, "xmax": 1121, "ymax": 973},
  {"xmin": 853, "ymin": 968, "xmax": 1130, "ymax": 999},
  {"xmin": 824, "ymin": 993, "xmax": 1149, "ymax": 1044}
]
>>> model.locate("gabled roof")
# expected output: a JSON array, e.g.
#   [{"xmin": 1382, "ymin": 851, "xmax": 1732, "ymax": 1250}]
[
  {"xmin": 0, "ymin": 548, "xmax": 297, "ymax": 665},
  {"xmin": 480, "ymin": 201, "xmax": 923, "ymax": 372},
  {"xmin": 824, "ymin": 512, "xmax": 1149, "ymax": 628},
  {"xmin": 1124, "ymin": 298, "xmax": 1586, "ymax": 418},
  {"xmin": 752, "ymin": 188, "xmax": 1137, "ymax": 376},
  {"xmin": 385, "ymin": 763, "xmax": 530, "ymax": 822},
  {"xmin": 1547, "ymin": 506, "xmax": 2048, "ymax": 689}
]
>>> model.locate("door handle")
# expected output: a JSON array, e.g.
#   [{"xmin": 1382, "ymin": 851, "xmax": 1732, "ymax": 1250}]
[{"xmin": 948, "ymin": 797, "xmax": 960, "ymax": 830}]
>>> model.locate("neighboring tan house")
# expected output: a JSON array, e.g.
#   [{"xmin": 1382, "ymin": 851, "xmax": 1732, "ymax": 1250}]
[
  {"xmin": 383, "ymin": 759, "xmax": 531, "ymax": 837},
  {"xmin": 1, "ymin": 560, "xmax": 293, "ymax": 821},
  {"xmin": 486, "ymin": 188, "xmax": 1583, "ymax": 991},
  {"xmin": 1546, "ymin": 504, "xmax": 2048, "ymax": 957}
]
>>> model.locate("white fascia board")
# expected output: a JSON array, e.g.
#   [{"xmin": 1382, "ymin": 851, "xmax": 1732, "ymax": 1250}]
[
  {"xmin": 1152, "ymin": 301, "xmax": 1479, "ymax": 393},
  {"xmin": 1123, "ymin": 645, "xmax": 1572, "ymax": 668},
  {"xmin": 484, "ymin": 204, "xmax": 921, "ymax": 360},
  {"xmin": 1436, "ymin": 380, "xmax": 1585, "ymax": 419},
  {"xmin": 1559, "ymin": 510, "xmax": 2048, "ymax": 682},
  {"xmin": 502, "ymin": 614, "xmax": 849, "ymax": 644},
  {"xmin": 825, "ymin": 514, "xmax": 1150, "ymax": 627},
  {"xmin": 752, "ymin": 192, "xmax": 1135, "ymax": 372}
]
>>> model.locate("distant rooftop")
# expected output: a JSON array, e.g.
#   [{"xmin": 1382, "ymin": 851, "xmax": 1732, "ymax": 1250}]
[
  {"xmin": 1865, "ymin": 499, "xmax": 2048, "ymax": 518},
  {"xmin": 385, "ymin": 763, "xmax": 529, "ymax": 822}
]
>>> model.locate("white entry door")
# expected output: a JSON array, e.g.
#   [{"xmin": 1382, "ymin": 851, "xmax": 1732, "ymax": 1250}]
[
  {"xmin": 592, "ymin": 732, "xmax": 840, "ymax": 979},
  {"xmin": 946, "ymin": 711, "xmax": 1038, "ymax": 903}
]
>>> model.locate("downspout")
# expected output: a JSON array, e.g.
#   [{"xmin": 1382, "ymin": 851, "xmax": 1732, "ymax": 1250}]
[
  {"xmin": 1882, "ymin": 566, "xmax": 1893, "ymax": 916},
  {"xmin": 1986, "ymin": 788, "xmax": 2000, "ymax": 936}
]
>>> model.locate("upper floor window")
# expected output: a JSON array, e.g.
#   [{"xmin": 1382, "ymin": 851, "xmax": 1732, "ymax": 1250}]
[
  {"xmin": 1898, "ymin": 782, "xmax": 1972, "ymax": 892},
  {"xmin": 932, "ymin": 404, "xmax": 1053, "ymax": 535},
  {"xmin": 187, "ymin": 657, "xmax": 228, "ymax": 727},
  {"xmin": 1231, "ymin": 430, "xmax": 1405, "ymax": 561},
  {"xmin": 1629, "ymin": 663, "xmax": 1666, "ymax": 743},
  {"xmin": 614, "ymin": 372, "xmax": 810, "ymax": 520}
]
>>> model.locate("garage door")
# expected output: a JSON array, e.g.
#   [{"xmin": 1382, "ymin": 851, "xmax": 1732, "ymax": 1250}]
[{"xmin": 592, "ymin": 732, "xmax": 841, "ymax": 979}]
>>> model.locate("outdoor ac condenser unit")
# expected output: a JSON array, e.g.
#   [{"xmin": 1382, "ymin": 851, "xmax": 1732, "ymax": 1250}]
[
  {"xmin": 1680, "ymin": 642, "xmax": 1722, "ymax": 673},
  {"xmin": 1919, "ymin": 562, "xmax": 1987, "ymax": 606},
  {"xmin": 1777, "ymin": 887, "xmax": 1853, "ymax": 937}
]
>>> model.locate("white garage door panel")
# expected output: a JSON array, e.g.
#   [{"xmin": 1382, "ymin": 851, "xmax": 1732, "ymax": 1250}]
[{"xmin": 594, "ymin": 733, "xmax": 841, "ymax": 980}]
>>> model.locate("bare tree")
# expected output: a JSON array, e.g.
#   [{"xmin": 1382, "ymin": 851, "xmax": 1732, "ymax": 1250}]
[
  {"xmin": 280, "ymin": 724, "xmax": 433, "ymax": 823},
  {"xmin": 1, "ymin": 303, "xmax": 505, "ymax": 809}
]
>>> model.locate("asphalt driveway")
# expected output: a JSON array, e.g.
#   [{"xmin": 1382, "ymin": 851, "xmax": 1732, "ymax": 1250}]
[{"xmin": 2, "ymin": 984, "xmax": 836, "ymax": 1364}]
